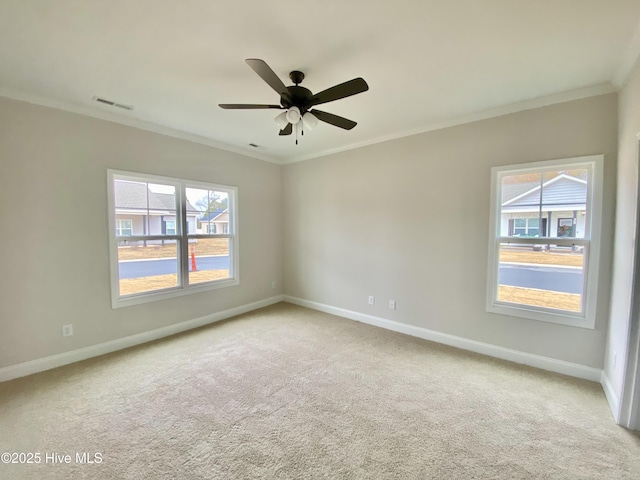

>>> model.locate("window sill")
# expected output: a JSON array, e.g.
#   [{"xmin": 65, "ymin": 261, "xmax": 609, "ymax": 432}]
[
  {"xmin": 487, "ymin": 301, "xmax": 595, "ymax": 329},
  {"xmin": 111, "ymin": 277, "xmax": 239, "ymax": 309}
]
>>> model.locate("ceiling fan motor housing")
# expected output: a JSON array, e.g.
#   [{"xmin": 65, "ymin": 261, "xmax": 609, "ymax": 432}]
[{"xmin": 281, "ymin": 84, "xmax": 312, "ymax": 113}]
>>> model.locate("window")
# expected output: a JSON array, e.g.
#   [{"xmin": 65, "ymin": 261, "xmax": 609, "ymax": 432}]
[
  {"xmin": 116, "ymin": 219, "xmax": 133, "ymax": 236},
  {"xmin": 557, "ymin": 218, "xmax": 574, "ymax": 237},
  {"xmin": 164, "ymin": 220, "xmax": 176, "ymax": 235},
  {"xmin": 512, "ymin": 217, "xmax": 540, "ymax": 236},
  {"xmin": 486, "ymin": 155, "xmax": 603, "ymax": 328},
  {"xmin": 107, "ymin": 170, "xmax": 239, "ymax": 308}
]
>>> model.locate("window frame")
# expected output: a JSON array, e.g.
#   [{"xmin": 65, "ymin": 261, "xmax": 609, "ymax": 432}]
[
  {"xmin": 107, "ymin": 170, "xmax": 239, "ymax": 309},
  {"xmin": 486, "ymin": 155, "xmax": 603, "ymax": 329}
]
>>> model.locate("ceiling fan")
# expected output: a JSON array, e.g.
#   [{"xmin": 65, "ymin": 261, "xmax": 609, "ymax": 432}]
[{"xmin": 219, "ymin": 59, "xmax": 369, "ymax": 144}]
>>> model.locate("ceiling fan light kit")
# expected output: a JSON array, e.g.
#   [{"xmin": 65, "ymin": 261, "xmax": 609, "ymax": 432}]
[
  {"xmin": 302, "ymin": 111, "xmax": 319, "ymax": 131},
  {"xmin": 274, "ymin": 111, "xmax": 289, "ymax": 129},
  {"xmin": 285, "ymin": 106, "xmax": 301, "ymax": 124},
  {"xmin": 219, "ymin": 58, "xmax": 369, "ymax": 144}
]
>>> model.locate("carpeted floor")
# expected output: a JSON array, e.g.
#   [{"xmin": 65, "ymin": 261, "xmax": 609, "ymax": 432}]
[{"xmin": 0, "ymin": 302, "xmax": 638, "ymax": 479}]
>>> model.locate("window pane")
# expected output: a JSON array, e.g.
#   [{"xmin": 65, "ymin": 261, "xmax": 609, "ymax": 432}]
[
  {"xmin": 116, "ymin": 219, "xmax": 133, "ymax": 236},
  {"xmin": 500, "ymin": 168, "xmax": 588, "ymax": 239},
  {"xmin": 186, "ymin": 187, "xmax": 230, "ymax": 235},
  {"xmin": 188, "ymin": 238, "xmax": 230, "ymax": 285},
  {"xmin": 497, "ymin": 243, "xmax": 584, "ymax": 313},
  {"xmin": 500, "ymin": 172, "xmax": 542, "ymax": 236},
  {"xmin": 186, "ymin": 187, "xmax": 208, "ymax": 234},
  {"xmin": 114, "ymin": 178, "xmax": 177, "ymax": 236},
  {"xmin": 541, "ymin": 168, "xmax": 588, "ymax": 239},
  {"xmin": 527, "ymin": 217, "xmax": 540, "ymax": 236},
  {"xmin": 117, "ymin": 241, "xmax": 179, "ymax": 295}
]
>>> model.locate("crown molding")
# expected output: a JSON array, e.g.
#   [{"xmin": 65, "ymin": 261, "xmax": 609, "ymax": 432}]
[
  {"xmin": 0, "ymin": 87, "xmax": 281, "ymax": 164},
  {"xmin": 1, "ymin": 83, "xmax": 615, "ymax": 167},
  {"xmin": 284, "ymin": 83, "xmax": 617, "ymax": 164}
]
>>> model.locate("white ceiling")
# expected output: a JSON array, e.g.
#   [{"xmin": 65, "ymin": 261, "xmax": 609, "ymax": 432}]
[{"xmin": 1, "ymin": 1, "xmax": 640, "ymax": 164}]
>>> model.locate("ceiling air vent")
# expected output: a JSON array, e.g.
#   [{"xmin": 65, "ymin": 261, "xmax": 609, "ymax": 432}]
[{"xmin": 92, "ymin": 96, "xmax": 134, "ymax": 111}]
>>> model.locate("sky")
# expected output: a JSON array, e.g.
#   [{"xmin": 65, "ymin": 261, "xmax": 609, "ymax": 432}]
[{"xmin": 145, "ymin": 182, "xmax": 228, "ymax": 211}]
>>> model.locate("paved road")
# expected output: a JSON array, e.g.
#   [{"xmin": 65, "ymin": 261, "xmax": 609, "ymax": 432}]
[
  {"xmin": 119, "ymin": 256, "xmax": 230, "ymax": 279},
  {"xmin": 119, "ymin": 257, "xmax": 582, "ymax": 294},
  {"xmin": 498, "ymin": 263, "xmax": 582, "ymax": 294}
]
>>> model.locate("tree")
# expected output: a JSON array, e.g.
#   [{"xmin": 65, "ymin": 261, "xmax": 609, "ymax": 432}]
[{"xmin": 195, "ymin": 193, "xmax": 228, "ymax": 213}]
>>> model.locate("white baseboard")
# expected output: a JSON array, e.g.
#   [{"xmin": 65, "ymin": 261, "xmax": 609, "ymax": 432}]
[
  {"xmin": 600, "ymin": 371, "xmax": 620, "ymax": 422},
  {"xmin": 284, "ymin": 295, "xmax": 602, "ymax": 382},
  {"xmin": 0, "ymin": 295, "xmax": 284, "ymax": 383}
]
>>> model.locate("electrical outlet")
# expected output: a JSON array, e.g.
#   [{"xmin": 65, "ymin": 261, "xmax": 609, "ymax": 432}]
[
  {"xmin": 271, "ymin": 280, "xmax": 277, "ymax": 289},
  {"xmin": 389, "ymin": 300, "xmax": 396, "ymax": 310},
  {"xmin": 62, "ymin": 324, "xmax": 73, "ymax": 337},
  {"xmin": 368, "ymin": 295, "xmax": 375, "ymax": 305}
]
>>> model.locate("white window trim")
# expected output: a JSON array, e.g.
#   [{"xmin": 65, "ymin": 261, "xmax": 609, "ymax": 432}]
[
  {"xmin": 486, "ymin": 155, "xmax": 603, "ymax": 329},
  {"xmin": 107, "ymin": 170, "xmax": 239, "ymax": 309}
]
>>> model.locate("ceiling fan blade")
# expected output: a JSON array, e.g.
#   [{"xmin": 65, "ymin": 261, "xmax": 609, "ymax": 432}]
[
  {"xmin": 245, "ymin": 59, "xmax": 288, "ymax": 96},
  {"xmin": 218, "ymin": 104, "xmax": 283, "ymax": 109},
  {"xmin": 311, "ymin": 109, "xmax": 357, "ymax": 130},
  {"xmin": 309, "ymin": 78, "xmax": 369, "ymax": 107},
  {"xmin": 279, "ymin": 123, "xmax": 293, "ymax": 135}
]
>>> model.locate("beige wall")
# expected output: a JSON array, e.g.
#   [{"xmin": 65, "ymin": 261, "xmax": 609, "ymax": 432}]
[
  {"xmin": 0, "ymin": 97, "xmax": 283, "ymax": 368},
  {"xmin": 605, "ymin": 59, "xmax": 640, "ymax": 402},
  {"xmin": 283, "ymin": 94, "xmax": 617, "ymax": 368},
  {"xmin": 0, "ymin": 92, "xmax": 622, "ymax": 375}
]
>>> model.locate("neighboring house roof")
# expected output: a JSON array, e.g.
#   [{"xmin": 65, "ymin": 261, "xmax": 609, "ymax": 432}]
[
  {"xmin": 501, "ymin": 181, "xmax": 540, "ymax": 204},
  {"xmin": 200, "ymin": 209, "xmax": 227, "ymax": 222},
  {"xmin": 502, "ymin": 174, "xmax": 587, "ymax": 209},
  {"xmin": 115, "ymin": 180, "xmax": 197, "ymax": 212}
]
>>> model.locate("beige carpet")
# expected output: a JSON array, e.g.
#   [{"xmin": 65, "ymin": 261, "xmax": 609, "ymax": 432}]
[{"xmin": 0, "ymin": 302, "xmax": 638, "ymax": 479}]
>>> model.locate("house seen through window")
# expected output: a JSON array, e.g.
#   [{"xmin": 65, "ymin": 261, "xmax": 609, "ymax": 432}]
[
  {"xmin": 107, "ymin": 170, "xmax": 238, "ymax": 308},
  {"xmin": 486, "ymin": 155, "xmax": 603, "ymax": 328}
]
